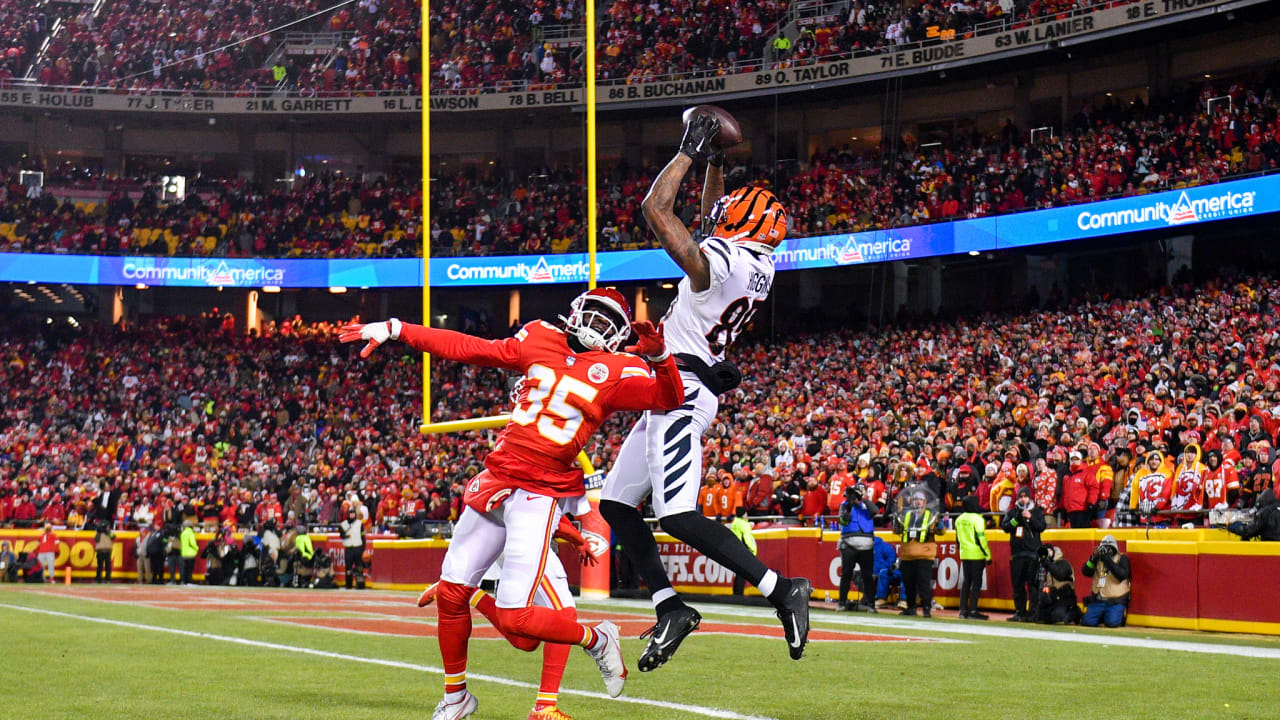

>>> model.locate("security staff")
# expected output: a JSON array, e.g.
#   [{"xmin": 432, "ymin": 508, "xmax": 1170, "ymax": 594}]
[
  {"xmin": 956, "ymin": 495, "xmax": 991, "ymax": 619},
  {"xmin": 895, "ymin": 491, "xmax": 937, "ymax": 617},
  {"xmin": 179, "ymin": 520, "xmax": 199, "ymax": 585},
  {"xmin": 728, "ymin": 507, "xmax": 757, "ymax": 595}
]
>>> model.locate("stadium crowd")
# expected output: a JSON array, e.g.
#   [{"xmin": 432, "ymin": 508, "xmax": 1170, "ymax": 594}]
[
  {"xmin": 0, "ymin": 172, "xmax": 422, "ymax": 258},
  {"xmin": 780, "ymin": 76, "xmax": 1280, "ymax": 235},
  {"xmin": 4, "ymin": 75, "xmax": 1278, "ymax": 258},
  {"xmin": 2, "ymin": 273, "xmax": 1279, "ymax": 542},
  {"xmin": 778, "ymin": 0, "xmax": 1097, "ymax": 66},
  {"xmin": 0, "ymin": 1, "xmax": 52, "ymax": 85},
  {"xmin": 31, "ymin": 0, "xmax": 321, "ymax": 92},
  {"xmin": 596, "ymin": 0, "xmax": 786, "ymax": 83},
  {"xmin": 428, "ymin": 0, "xmax": 581, "ymax": 92},
  {"xmin": 0, "ymin": 0, "xmax": 1160, "ymax": 93}
]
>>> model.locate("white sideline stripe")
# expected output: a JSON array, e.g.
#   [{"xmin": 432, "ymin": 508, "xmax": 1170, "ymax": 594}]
[
  {"xmin": 585, "ymin": 600, "xmax": 1280, "ymax": 659},
  {"xmin": 0, "ymin": 603, "xmax": 780, "ymax": 720}
]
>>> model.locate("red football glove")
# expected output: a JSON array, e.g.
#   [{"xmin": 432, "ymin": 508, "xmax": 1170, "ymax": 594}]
[
  {"xmin": 625, "ymin": 321, "xmax": 669, "ymax": 362},
  {"xmin": 553, "ymin": 515, "xmax": 586, "ymax": 549},
  {"xmin": 416, "ymin": 581, "xmax": 438, "ymax": 608},
  {"xmin": 553, "ymin": 515, "xmax": 600, "ymax": 567},
  {"xmin": 338, "ymin": 318, "xmax": 403, "ymax": 359}
]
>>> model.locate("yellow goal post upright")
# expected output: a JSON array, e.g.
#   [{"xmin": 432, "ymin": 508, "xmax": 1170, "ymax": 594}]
[{"xmin": 417, "ymin": 0, "xmax": 601, "ymax": 476}]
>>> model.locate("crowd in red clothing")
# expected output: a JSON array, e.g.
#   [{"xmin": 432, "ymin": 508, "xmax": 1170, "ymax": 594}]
[
  {"xmin": 595, "ymin": 0, "xmax": 786, "ymax": 83},
  {"xmin": 779, "ymin": 0, "xmax": 1094, "ymax": 66},
  {"xmin": 428, "ymin": 0, "xmax": 581, "ymax": 92},
  {"xmin": 31, "ymin": 0, "xmax": 320, "ymax": 93},
  {"xmin": 596, "ymin": 273, "xmax": 1280, "ymax": 530},
  {"xmin": 0, "ymin": 0, "xmax": 1158, "ymax": 94},
  {"xmin": 0, "ymin": 2, "xmax": 53, "ymax": 85},
  {"xmin": 2, "ymin": 273, "xmax": 1280, "ymax": 537},
  {"xmin": 0, "ymin": 310, "xmax": 509, "ymax": 535},
  {"xmin": 0, "ymin": 172, "xmax": 421, "ymax": 258},
  {"xmin": 2, "ymin": 75, "xmax": 1278, "ymax": 260},
  {"xmin": 279, "ymin": 0, "xmax": 423, "ymax": 96},
  {"xmin": 780, "ymin": 77, "xmax": 1280, "ymax": 235}
]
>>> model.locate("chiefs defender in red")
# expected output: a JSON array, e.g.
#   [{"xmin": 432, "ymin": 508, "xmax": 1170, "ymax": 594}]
[{"xmin": 340, "ymin": 288, "xmax": 683, "ymax": 720}]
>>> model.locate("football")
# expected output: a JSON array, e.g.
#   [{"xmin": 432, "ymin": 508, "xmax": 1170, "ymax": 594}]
[{"xmin": 681, "ymin": 104, "xmax": 743, "ymax": 148}]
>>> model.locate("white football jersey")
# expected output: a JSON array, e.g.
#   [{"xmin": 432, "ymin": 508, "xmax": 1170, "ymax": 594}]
[{"xmin": 660, "ymin": 234, "xmax": 775, "ymax": 364}]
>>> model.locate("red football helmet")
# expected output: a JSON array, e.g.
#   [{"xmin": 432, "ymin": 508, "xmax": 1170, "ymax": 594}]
[
  {"xmin": 562, "ymin": 288, "xmax": 632, "ymax": 352},
  {"xmin": 704, "ymin": 186, "xmax": 788, "ymax": 255}
]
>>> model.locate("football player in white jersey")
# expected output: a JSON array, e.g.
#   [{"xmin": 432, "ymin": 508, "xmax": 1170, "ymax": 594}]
[{"xmin": 599, "ymin": 112, "xmax": 811, "ymax": 670}]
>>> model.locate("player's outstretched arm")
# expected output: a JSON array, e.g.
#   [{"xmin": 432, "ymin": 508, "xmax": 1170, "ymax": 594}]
[
  {"xmin": 338, "ymin": 319, "xmax": 521, "ymax": 370},
  {"xmin": 611, "ymin": 321, "xmax": 684, "ymax": 411},
  {"xmin": 702, "ymin": 151, "xmax": 725, "ymax": 223},
  {"xmin": 643, "ymin": 114, "xmax": 718, "ymax": 293}
]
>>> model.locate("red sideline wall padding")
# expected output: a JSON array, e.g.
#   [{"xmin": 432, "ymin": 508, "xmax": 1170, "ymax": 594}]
[
  {"xmin": 364, "ymin": 526, "xmax": 1280, "ymax": 635},
  {"xmin": 0, "ymin": 529, "xmax": 372, "ymax": 584},
  {"xmin": 14, "ymin": 527, "xmax": 1277, "ymax": 635}
]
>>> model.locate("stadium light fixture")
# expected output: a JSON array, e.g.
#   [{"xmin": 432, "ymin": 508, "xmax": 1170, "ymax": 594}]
[
  {"xmin": 262, "ymin": 286, "xmax": 281, "ymax": 293},
  {"xmin": 329, "ymin": 286, "xmax": 348, "ymax": 294},
  {"xmin": 661, "ymin": 282, "xmax": 675, "ymax": 289},
  {"xmin": 969, "ymin": 250, "xmax": 980, "ymax": 256},
  {"xmin": 135, "ymin": 283, "xmax": 148, "ymax": 290}
]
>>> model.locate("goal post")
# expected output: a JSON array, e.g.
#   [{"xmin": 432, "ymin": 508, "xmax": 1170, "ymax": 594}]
[{"xmin": 417, "ymin": 4, "xmax": 611, "ymax": 598}]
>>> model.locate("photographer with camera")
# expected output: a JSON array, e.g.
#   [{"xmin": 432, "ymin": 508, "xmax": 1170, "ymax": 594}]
[
  {"xmin": 1228, "ymin": 488, "xmax": 1280, "ymax": 541},
  {"xmin": 1034, "ymin": 544, "xmax": 1081, "ymax": 624},
  {"xmin": 1000, "ymin": 487, "xmax": 1046, "ymax": 622},
  {"xmin": 1080, "ymin": 535, "xmax": 1130, "ymax": 627},
  {"xmin": 837, "ymin": 483, "xmax": 878, "ymax": 611}
]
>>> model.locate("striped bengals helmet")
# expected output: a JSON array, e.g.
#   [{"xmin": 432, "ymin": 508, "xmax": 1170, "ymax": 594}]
[{"xmin": 704, "ymin": 186, "xmax": 788, "ymax": 255}]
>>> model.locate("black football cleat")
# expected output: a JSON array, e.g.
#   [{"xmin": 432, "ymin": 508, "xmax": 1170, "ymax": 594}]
[
  {"xmin": 637, "ymin": 605, "xmax": 702, "ymax": 672},
  {"xmin": 776, "ymin": 577, "xmax": 812, "ymax": 660}
]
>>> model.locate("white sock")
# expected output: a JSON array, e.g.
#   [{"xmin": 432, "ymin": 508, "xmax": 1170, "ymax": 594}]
[
  {"xmin": 758, "ymin": 570, "xmax": 779, "ymax": 598},
  {"xmin": 651, "ymin": 587, "xmax": 677, "ymax": 609},
  {"xmin": 444, "ymin": 689, "xmax": 467, "ymax": 704}
]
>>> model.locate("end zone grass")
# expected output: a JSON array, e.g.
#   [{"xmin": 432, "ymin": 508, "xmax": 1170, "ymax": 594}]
[{"xmin": 1, "ymin": 585, "xmax": 1277, "ymax": 720}]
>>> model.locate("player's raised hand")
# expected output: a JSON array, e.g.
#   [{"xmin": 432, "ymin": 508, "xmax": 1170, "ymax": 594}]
[
  {"xmin": 626, "ymin": 321, "xmax": 669, "ymax": 362},
  {"xmin": 338, "ymin": 318, "xmax": 402, "ymax": 358},
  {"xmin": 679, "ymin": 112, "xmax": 720, "ymax": 161},
  {"xmin": 553, "ymin": 515, "xmax": 602, "ymax": 568}
]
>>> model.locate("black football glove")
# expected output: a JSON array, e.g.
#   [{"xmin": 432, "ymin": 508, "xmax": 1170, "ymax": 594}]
[{"xmin": 680, "ymin": 112, "xmax": 720, "ymax": 161}]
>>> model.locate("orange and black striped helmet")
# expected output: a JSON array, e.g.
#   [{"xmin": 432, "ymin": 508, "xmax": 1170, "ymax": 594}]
[{"xmin": 703, "ymin": 186, "xmax": 788, "ymax": 254}]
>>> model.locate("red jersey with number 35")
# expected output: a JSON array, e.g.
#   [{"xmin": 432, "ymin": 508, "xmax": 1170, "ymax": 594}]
[{"xmin": 400, "ymin": 320, "xmax": 684, "ymax": 497}]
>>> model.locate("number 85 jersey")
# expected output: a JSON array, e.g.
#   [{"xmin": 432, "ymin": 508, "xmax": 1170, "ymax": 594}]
[
  {"xmin": 399, "ymin": 320, "xmax": 684, "ymax": 497},
  {"xmin": 661, "ymin": 234, "xmax": 774, "ymax": 364}
]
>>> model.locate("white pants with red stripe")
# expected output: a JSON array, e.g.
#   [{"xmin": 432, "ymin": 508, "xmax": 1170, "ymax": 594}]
[{"xmin": 440, "ymin": 488, "xmax": 581, "ymax": 610}]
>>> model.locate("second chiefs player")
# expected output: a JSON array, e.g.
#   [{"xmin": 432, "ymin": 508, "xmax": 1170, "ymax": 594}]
[
  {"xmin": 340, "ymin": 288, "xmax": 684, "ymax": 720},
  {"xmin": 599, "ymin": 110, "xmax": 811, "ymax": 671}
]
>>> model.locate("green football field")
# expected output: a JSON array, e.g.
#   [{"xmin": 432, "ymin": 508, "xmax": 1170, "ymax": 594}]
[{"xmin": 1, "ymin": 584, "xmax": 1278, "ymax": 720}]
